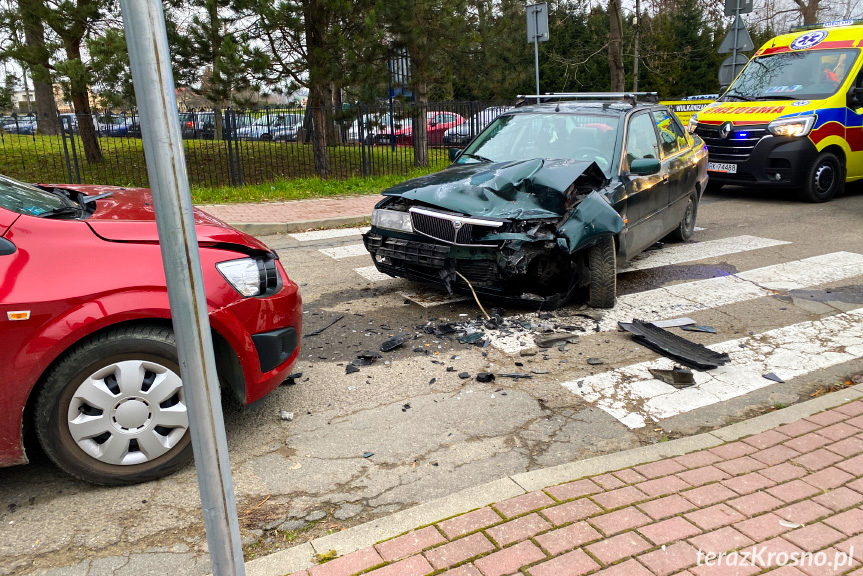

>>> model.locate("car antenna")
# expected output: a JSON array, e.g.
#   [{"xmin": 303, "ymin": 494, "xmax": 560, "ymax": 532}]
[{"xmin": 555, "ymin": 102, "xmax": 560, "ymax": 112}]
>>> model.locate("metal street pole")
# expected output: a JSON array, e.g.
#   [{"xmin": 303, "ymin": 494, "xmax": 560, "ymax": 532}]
[
  {"xmin": 534, "ymin": 7, "xmax": 541, "ymax": 101},
  {"xmin": 633, "ymin": 0, "xmax": 640, "ymax": 92},
  {"xmin": 118, "ymin": 0, "xmax": 245, "ymax": 574},
  {"xmin": 731, "ymin": 0, "xmax": 741, "ymax": 80}
]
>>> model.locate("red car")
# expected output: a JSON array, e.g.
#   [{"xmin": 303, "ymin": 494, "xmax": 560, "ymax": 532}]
[
  {"xmin": 0, "ymin": 175, "xmax": 302, "ymax": 485},
  {"xmin": 393, "ymin": 112, "xmax": 465, "ymax": 146}
]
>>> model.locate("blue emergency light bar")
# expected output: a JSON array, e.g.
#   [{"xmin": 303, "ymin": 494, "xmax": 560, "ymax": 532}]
[{"xmin": 791, "ymin": 19, "xmax": 863, "ymax": 32}]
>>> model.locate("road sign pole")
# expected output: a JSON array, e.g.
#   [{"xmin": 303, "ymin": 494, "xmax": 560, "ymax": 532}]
[
  {"xmin": 633, "ymin": 0, "xmax": 640, "ymax": 92},
  {"xmin": 118, "ymin": 0, "xmax": 246, "ymax": 574},
  {"xmin": 732, "ymin": 0, "xmax": 740, "ymax": 80},
  {"xmin": 534, "ymin": 6, "xmax": 541, "ymax": 101}
]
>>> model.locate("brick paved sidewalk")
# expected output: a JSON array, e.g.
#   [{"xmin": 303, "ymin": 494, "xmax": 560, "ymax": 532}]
[
  {"xmin": 294, "ymin": 400, "xmax": 863, "ymax": 576},
  {"xmin": 198, "ymin": 195, "xmax": 379, "ymax": 228}
]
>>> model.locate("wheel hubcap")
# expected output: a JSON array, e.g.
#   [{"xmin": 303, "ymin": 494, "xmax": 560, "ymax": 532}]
[
  {"xmin": 67, "ymin": 360, "xmax": 188, "ymax": 466},
  {"xmin": 814, "ymin": 163, "xmax": 835, "ymax": 194}
]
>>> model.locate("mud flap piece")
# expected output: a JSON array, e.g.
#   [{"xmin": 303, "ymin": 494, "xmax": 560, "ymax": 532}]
[
  {"xmin": 557, "ymin": 191, "xmax": 624, "ymax": 254},
  {"xmin": 619, "ymin": 320, "xmax": 731, "ymax": 370}
]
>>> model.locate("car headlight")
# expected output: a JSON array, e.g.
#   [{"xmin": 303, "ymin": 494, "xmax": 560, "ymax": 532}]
[
  {"xmin": 372, "ymin": 208, "xmax": 413, "ymax": 233},
  {"xmin": 768, "ymin": 115, "xmax": 816, "ymax": 137},
  {"xmin": 687, "ymin": 116, "xmax": 698, "ymax": 134},
  {"xmin": 216, "ymin": 257, "xmax": 279, "ymax": 297}
]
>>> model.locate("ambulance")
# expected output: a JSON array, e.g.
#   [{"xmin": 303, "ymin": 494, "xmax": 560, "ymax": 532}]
[{"xmin": 690, "ymin": 20, "xmax": 863, "ymax": 202}]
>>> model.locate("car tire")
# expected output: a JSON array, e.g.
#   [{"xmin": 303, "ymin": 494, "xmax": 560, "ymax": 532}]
[
  {"xmin": 588, "ymin": 236, "xmax": 617, "ymax": 309},
  {"xmin": 798, "ymin": 151, "xmax": 844, "ymax": 203},
  {"xmin": 34, "ymin": 325, "xmax": 193, "ymax": 486},
  {"xmin": 665, "ymin": 193, "xmax": 698, "ymax": 243}
]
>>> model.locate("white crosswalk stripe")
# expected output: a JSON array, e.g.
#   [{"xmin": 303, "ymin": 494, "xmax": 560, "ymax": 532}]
[
  {"xmin": 355, "ymin": 265, "xmax": 392, "ymax": 282},
  {"xmin": 289, "ymin": 227, "xmax": 370, "ymax": 242},
  {"xmin": 563, "ymin": 309, "xmax": 863, "ymax": 429},
  {"xmin": 621, "ymin": 235, "xmax": 790, "ymax": 271},
  {"xmin": 319, "ymin": 243, "xmax": 368, "ymax": 260},
  {"xmin": 489, "ymin": 251, "xmax": 863, "ymax": 353}
]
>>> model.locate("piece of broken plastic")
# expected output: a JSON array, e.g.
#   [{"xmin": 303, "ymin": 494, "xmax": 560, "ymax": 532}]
[
  {"xmin": 649, "ymin": 366, "xmax": 696, "ymax": 389},
  {"xmin": 535, "ymin": 332, "xmax": 580, "ymax": 348},
  {"xmin": 381, "ymin": 333, "xmax": 410, "ymax": 352},
  {"xmin": 619, "ymin": 320, "xmax": 730, "ymax": 370}
]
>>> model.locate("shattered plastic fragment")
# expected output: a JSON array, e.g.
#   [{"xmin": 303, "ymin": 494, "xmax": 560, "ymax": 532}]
[
  {"xmin": 280, "ymin": 411, "xmax": 294, "ymax": 421},
  {"xmin": 619, "ymin": 320, "xmax": 730, "ymax": 370},
  {"xmin": 346, "ymin": 365, "xmax": 360, "ymax": 375},
  {"xmin": 458, "ymin": 372, "xmax": 471, "ymax": 379},
  {"xmin": 381, "ymin": 333, "xmax": 410, "ymax": 352},
  {"xmin": 458, "ymin": 332, "xmax": 485, "ymax": 344},
  {"xmin": 649, "ymin": 366, "xmax": 696, "ymax": 389},
  {"xmin": 477, "ymin": 373, "xmax": 495, "ymax": 383},
  {"xmin": 535, "ymin": 332, "xmax": 580, "ymax": 348},
  {"xmin": 681, "ymin": 325, "xmax": 717, "ymax": 334},
  {"xmin": 363, "ymin": 452, "xmax": 374, "ymax": 458},
  {"xmin": 500, "ymin": 373, "xmax": 533, "ymax": 379},
  {"xmin": 763, "ymin": 372, "xmax": 784, "ymax": 383}
]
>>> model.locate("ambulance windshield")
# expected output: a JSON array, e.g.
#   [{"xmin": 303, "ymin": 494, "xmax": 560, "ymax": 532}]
[{"xmin": 722, "ymin": 49, "xmax": 858, "ymax": 101}]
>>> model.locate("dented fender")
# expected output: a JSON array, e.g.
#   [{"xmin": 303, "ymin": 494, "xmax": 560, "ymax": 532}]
[{"xmin": 556, "ymin": 191, "xmax": 624, "ymax": 254}]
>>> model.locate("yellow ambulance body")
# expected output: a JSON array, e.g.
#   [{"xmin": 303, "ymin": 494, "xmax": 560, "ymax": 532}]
[{"xmin": 691, "ymin": 20, "xmax": 863, "ymax": 202}]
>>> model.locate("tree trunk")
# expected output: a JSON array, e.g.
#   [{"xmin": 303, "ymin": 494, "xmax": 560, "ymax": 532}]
[
  {"xmin": 20, "ymin": 0, "xmax": 60, "ymax": 134},
  {"xmin": 608, "ymin": 0, "xmax": 625, "ymax": 92},
  {"xmin": 794, "ymin": 0, "xmax": 819, "ymax": 25},
  {"xmin": 72, "ymin": 90, "xmax": 102, "ymax": 163},
  {"xmin": 214, "ymin": 106, "xmax": 224, "ymax": 141},
  {"xmin": 309, "ymin": 83, "xmax": 329, "ymax": 177},
  {"xmin": 412, "ymin": 81, "xmax": 428, "ymax": 168}
]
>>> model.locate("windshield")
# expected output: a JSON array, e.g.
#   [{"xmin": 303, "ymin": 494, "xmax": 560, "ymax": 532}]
[
  {"xmin": 457, "ymin": 113, "xmax": 620, "ymax": 172},
  {"xmin": 0, "ymin": 175, "xmax": 68, "ymax": 216},
  {"xmin": 723, "ymin": 49, "xmax": 858, "ymax": 101}
]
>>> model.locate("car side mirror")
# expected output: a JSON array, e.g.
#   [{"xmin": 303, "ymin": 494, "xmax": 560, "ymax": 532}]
[
  {"xmin": 629, "ymin": 158, "xmax": 661, "ymax": 176},
  {"xmin": 448, "ymin": 148, "xmax": 462, "ymax": 162},
  {"xmin": 848, "ymin": 83, "xmax": 863, "ymax": 108}
]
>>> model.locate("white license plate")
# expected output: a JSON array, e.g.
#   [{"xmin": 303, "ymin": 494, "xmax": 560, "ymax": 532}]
[{"xmin": 708, "ymin": 162, "xmax": 737, "ymax": 173}]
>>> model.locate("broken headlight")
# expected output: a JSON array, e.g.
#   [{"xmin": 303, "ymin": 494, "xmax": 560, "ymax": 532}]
[
  {"xmin": 216, "ymin": 258, "xmax": 262, "ymax": 297},
  {"xmin": 767, "ymin": 115, "xmax": 816, "ymax": 138},
  {"xmin": 371, "ymin": 209, "xmax": 413, "ymax": 233},
  {"xmin": 687, "ymin": 115, "xmax": 698, "ymax": 134}
]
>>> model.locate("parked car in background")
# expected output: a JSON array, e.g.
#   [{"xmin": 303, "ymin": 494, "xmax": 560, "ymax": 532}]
[
  {"xmin": 0, "ymin": 174, "xmax": 303, "ymax": 485},
  {"xmin": 96, "ymin": 115, "xmax": 132, "ymax": 137},
  {"xmin": 363, "ymin": 96, "xmax": 707, "ymax": 309},
  {"xmin": 393, "ymin": 112, "xmax": 465, "ymax": 146},
  {"xmin": 238, "ymin": 114, "xmax": 304, "ymax": 141},
  {"xmin": 443, "ymin": 106, "xmax": 514, "ymax": 147},
  {"xmin": 1, "ymin": 116, "xmax": 38, "ymax": 135}
]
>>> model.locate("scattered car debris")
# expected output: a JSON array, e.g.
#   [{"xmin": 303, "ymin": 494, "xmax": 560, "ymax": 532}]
[
  {"xmin": 763, "ymin": 372, "xmax": 784, "ymax": 383},
  {"xmin": 353, "ymin": 350, "xmax": 383, "ymax": 366},
  {"xmin": 429, "ymin": 378, "xmax": 437, "ymax": 385},
  {"xmin": 651, "ymin": 317, "xmax": 696, "ymax": 328},
  {"xmin": 458, "ymin": 332, "xmax": 485, "ymax": 345},
  {"xmin": 500, "ymin": 373, "xmax": 533, "ymax": 379},
  {"xmin": 779, "ymin": 520, "xmax": 803, "ymax": 529},
  {"xmin": 381, "ymin": 333, "xmax": 411, "ymax": 352},
  {"xmin": 283, "ymin": 373, "xmax": 302, "ymax": 385},
  {"xmin": 535, "ymin": 332, "xmax": 580, "ymax": 348},
  {"xmin": 619, "ymin": 320, "xmax": 730, "ymax": 370},
  {"xmin": 531, "ymin": 369, "xmax": 549, "ymax": 374},
  {"xmin": 401, "ymin": 403, "xmax": 411, "ymax": 412},
  {"xmin": 362, "ymin": 452, "xmax": 374, "ymax": 458},
  {"xmin": 304, "ymin": 314, "xmax": 344, "ymax": 337},
  {"xmin": 459, "ymin": 372, "xmax": 471, "ymax": 379},
  {"xmin": 649, "ymin": 366, "xmax": 696, "ymax": 389},
  {"xmin": 681, "ymin": 325, "xmax": 717, "ymax": 334},
  {"xmin": 280, "ymin": 411, "xmax": 294, "ymax": 421},
  {"xmin": 587, "ymin": 358, "xmax": 604, "ymax": 365},
  {"xmin": 345, "ymin": 364, "xmax": 360, "ymax": 375},
  {"xmin": 477, "ymin": 373, "xmax": 495, "ymax": 383}
]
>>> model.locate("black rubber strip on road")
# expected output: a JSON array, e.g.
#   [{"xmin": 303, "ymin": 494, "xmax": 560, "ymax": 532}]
[{"xmin": 619, "ymin": 320, "xmax": 731, "ymax": 370}]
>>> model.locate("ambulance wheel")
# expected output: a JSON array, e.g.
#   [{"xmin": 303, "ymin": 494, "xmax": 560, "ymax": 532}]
[{"xmin": 798, "ymin": 152, "xmax": 844, "ymax": 203}]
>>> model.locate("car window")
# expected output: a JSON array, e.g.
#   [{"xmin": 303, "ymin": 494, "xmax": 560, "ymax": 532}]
[
  {"xmin": 650, "ymin": 110, "xmax": 686, "ymax": 158},
  {"xmin": 625, "ymin": 113, "xmax": 661, "ymax": 167},
  {"xmin": 0, "ymin": 175, "xmax": 67, "ymax": 216}
]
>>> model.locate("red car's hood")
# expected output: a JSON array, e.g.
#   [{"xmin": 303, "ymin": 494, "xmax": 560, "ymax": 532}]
[{"xmin": 51, "ymin": 184, "xmax": 270, "ymax": 251}]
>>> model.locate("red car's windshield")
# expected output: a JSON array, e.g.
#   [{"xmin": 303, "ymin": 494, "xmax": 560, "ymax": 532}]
[{"xmin": 0, "ymin": 175, "xmax": 68, "ymax": 216}]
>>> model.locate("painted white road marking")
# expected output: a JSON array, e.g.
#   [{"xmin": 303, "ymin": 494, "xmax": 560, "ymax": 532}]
[
  {"xmin": 490, "ymin": 251, "xmax": 863, "ymax": 354},
  {"xmin": 563, "ymin": 309, "xmax": 863, "ymax": 429},
  {"xmin": 319, "ymin": 243, "xmax": 368, "ymax": 260},
  {"xmin": 355, "ymin": 265, "xmax": 392, "ymax": 282},
  {"xmin": 622, "ymin": 235, "xmax": 790, "ymax": 272},
  {"xmin": 289, "ymin": 227, "xmax": 370, "ymax": 242}
]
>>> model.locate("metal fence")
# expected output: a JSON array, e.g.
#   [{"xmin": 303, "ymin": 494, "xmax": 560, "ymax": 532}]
[{"xmin": 0, "ymin": 101, "xmax": 510, "ymax": 189}]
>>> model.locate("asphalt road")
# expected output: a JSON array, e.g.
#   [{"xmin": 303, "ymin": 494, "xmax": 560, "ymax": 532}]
[{"xmin": 3, "ymin": 184, "xmax": 863, "ymax": 576}]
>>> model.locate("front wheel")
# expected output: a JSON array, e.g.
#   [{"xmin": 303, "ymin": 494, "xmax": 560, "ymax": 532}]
[
  {"xmin": 798, "ymin": 151, "xmax": 844, "ymax": 203},
  {"xmin": 35, "ymin": 326, "xmax": 193, "ymax": 486},
  {"xmin": 588, "ymin": 236, "xmax": 617, "ymax": 309}
]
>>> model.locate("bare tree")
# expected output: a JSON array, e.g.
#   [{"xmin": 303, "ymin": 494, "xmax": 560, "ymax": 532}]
[
  {"xmin": 608, "ymin": 0, "xmax": 625, "ymax": 91},
  {"xmin": 792, "ymin": 0, "xmax": 821, "ymax": 25}
]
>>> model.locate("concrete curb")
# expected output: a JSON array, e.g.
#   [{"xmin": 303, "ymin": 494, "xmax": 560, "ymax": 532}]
[
  {"xmin": 228, "ymin": 216, "xmax": 371, "ymax": 236},
  {"xmin": 243, "ymin": 383, "xmax": 863, "ymax": 576}
]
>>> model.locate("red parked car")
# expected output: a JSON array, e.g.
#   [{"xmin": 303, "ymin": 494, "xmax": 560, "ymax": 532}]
[
  {"xmin": 393, "ymin": 111, "xmax": 465, "ymax": 146},
  {"xmin": 0, "ymin": 175, "xmax": 302, "ymax": 485}
]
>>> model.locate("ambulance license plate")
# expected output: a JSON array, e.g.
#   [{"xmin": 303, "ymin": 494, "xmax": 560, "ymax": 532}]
[{"xmin": 708, "ymin": 162, "xmax": 737, "ymax": 173}]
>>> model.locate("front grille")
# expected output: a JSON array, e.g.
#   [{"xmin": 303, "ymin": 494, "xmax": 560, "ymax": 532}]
[
  {"xmin": 409, "ymin": 207, "xmax": 502, "ymax": 246},
  {"xmin": 455, "ymin": 260, "xmax": 498, "ymax": 285},
  {"xmin": 696, "ymin": 124, "xmax": 769, "ymax": 163}
]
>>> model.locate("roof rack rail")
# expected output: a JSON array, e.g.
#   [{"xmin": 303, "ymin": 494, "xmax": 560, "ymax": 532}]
[{"xmin": 515, "ymin": 92, "xmax": 659, "ymax": 107}]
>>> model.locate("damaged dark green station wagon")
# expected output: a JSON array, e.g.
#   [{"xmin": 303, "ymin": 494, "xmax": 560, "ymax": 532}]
[{"xmin": 363, "ymin": 95, "xmax": 709, "ymax": 309}]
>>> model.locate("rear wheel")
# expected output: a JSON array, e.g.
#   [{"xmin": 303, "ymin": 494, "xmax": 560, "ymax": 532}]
[
  {"xmin": 588, "ymin": 236, "xmax": 617, "ymax": 309},
  {"xmin": 35, "ymin": 326, "xmax": 192, "ymax": 486},
  {"xmin": 798, "ymin": 151, "xmax": 844, "ymax": 203},
  {"xmin": 665, "ymin": 193, "xmax": 698, "ymax": 243}
]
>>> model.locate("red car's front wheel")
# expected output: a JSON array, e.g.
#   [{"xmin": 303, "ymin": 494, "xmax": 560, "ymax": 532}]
[{"xmin": 35, "ymin": 325, "xmax": 193, "ymax": 486}]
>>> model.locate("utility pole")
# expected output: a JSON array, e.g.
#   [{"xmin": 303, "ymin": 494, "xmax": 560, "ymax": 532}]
[{"xmin": 119, "ymin": 0, "xmax": 246, "ymax": 574}]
